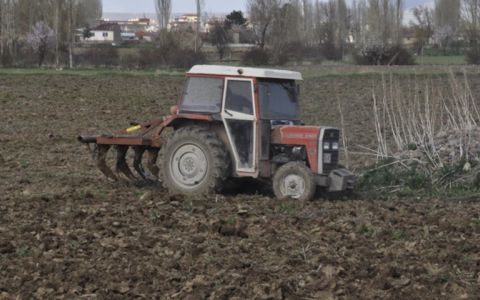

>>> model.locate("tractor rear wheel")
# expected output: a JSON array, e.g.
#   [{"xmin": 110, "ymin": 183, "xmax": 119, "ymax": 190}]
[
  {"xmin": 273, "ymin": 162, "xmax": 316, "ymax": 202},
  {"xmin": 160, "ymin": 126, "xmax": 230, "ymax": 195}
]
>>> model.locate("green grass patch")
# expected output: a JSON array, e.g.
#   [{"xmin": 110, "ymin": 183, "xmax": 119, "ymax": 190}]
[
  {"xmin": 357, "ymin": 158, "xmax": 480, "ymax": 200},
  {"xmin": 1, "ymin": 63, "xmax": 479, "ymax": 80},
  {"xmin": 416, "ymin": 55, "xmax": 466, "ymax": 65},
  {"xmin": 276, "ymin": 201, "xmax": 302, "ymax": 215},
  {"xmin": 0, "ymin": 67, "xmax": 186, "ymax": 77},
  {"xmin": 15, "ymin": 245, "xmax": 31, "ymax": 257},
  {"xmin": 358, "ymin": 224, "xmax": 373, "ymax": 237}
]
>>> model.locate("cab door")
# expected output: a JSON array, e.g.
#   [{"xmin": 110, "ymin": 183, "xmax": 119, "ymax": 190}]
[{"xmin": 221, "ymin": 78, "xmax": 257, "ymax": 174}]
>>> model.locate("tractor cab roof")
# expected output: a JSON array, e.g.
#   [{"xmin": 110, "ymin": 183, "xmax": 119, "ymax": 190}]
[{"xmin": 188, "ymin": 65, "xmax": 303, "ymax": 81}]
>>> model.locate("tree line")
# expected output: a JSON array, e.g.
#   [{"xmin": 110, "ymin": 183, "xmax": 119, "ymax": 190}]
[
  {"xmin": 0, "ymin": 0, "xmax": 101, "ymax": 67},
  {"xmin": 241, "ymin": 0, "xmax": 480, "ymax": 64},
  {"xmin": 2, "ymin": 0, "xmax": 480, "ymax": 68}
]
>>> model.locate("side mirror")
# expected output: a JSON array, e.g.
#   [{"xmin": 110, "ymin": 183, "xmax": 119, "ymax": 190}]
[{"xmin": 296, "ymin": 84, "xmax": 301, "ymax": 97}]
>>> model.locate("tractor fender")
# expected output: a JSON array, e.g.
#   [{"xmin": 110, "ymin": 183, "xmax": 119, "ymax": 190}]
[{"xmin": 164, "ymin": 113, "xmax": 216, "ymax": 130}]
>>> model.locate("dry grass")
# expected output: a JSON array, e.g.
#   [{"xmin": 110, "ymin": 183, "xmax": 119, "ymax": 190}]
[{"xmin": 369, "ymin": 70, "xmax": 480, "ymax": 190}]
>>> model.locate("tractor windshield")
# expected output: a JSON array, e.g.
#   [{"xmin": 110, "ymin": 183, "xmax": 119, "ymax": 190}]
[
  {"xmin": 258, "ymin": 79, "xmax": 300, "ymax": 121},
  {"xmin": 180, "ymin": 77, "xmax": 224, "ymax": 113}
]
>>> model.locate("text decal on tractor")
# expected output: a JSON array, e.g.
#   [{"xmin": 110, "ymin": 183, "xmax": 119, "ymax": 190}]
[{"xmin": 78, "ymin": 65, "xmax": 355, "ymax": 201}]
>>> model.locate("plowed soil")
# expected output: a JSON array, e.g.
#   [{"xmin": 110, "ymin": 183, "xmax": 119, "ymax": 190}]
[{"xmin": 1, "ymin": 73, "xmax": 479, "ymax": 299}]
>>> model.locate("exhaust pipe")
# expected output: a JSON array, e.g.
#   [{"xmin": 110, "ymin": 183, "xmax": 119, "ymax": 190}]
[{"xmin": 78, "ymin": 135, "xmax": 98, "ymax": 144}]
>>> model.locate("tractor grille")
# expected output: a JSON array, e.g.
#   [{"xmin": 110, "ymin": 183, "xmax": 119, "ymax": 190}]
[
  {"xmin": 321, "ymin": 129, "xmax": 340, "ymax": 174},
  {"xmin": 323, "ymin": 151, "xmax": 339, "ymax": 173}
]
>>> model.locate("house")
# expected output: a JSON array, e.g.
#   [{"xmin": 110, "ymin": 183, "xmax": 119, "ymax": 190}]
[
  {"xmin": 121, "ymin": 32, "xmax": 137, "ymax": 41},
  {"xmin": 169, "ymin": 14, "xmax": 201, "ymax": 32},
  {"xmin": 135, "ymin": 31, "xmax": 154, "ymax": 42},
  {"xmin": 204, "ymin": 16, "xmax": 226, "ymax": 33},
  {"xmin": 83, "ymin": 23, "xmax": 121, "ymax": 45},
  {"xmin": 117, "ymin": 18, "xmax": 153, "ymax": 35},
  {"xmin": 98, "ymin": 18, "xmax": 155, "ymax": 42}
]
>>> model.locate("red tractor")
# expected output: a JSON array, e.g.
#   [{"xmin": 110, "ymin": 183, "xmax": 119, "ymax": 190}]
[{"xmin": 79, "ymin": 65, "xmax": 354, "ymax": 201}]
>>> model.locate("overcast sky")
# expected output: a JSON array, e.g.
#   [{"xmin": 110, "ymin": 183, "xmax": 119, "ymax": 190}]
[
  {"xmin": 103, "ymin": 0, "xmax": 246, "ymax": 14},
  {"xmin": 103, "ymin": 0, "xmax": 433, "ymax": 14}
]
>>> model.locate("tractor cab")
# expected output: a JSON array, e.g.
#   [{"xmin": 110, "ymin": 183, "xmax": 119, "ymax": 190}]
[
  {"xmin": 180, "ymin": 66, "xmax": 302, "ymax": 173},
  {"xmin": 79, "ymin": 65, "xmax": 355, "ymax": 201}
]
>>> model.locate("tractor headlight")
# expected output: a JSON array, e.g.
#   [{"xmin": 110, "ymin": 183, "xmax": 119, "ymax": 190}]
[
  {"xmin": 292, "ymin": 146, "xmax": 303, "ymax": 156},
  {"xmin": 292, "ymin": 146, "xmax": 305, "ymax": 160},
  {"xmin": 332, "ymin": 142, "xmax": 339, "ymax": 150},
  {"xmin": 323, "ymin": 142, "xmax": 330, "ymax": 150}
]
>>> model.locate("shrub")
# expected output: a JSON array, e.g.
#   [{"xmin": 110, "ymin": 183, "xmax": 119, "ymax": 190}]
[
  {"xmin": 241, "ymin": 48, "xmax": 270, "ymax": 66},
  {"xmin": 466, "ymin": 47, "xmax": 480, "ymax": 65},
  {"xmin": 271, "ymin": 48, "xmax": 290, "ymax": 66},
  {"xmin": 141, "ymin": 30, "xmax": 207, "ymax": 69},
  {"xmin": 360, "ymin": 72, "xmax": 480, "ymax": 197},
  {"xmin": 302, "ymin": 46, "xmax": 324, "ymax": 64},
  {"xmin": 138, "ymin": 48, "xmax": 164, "ymax": 68},
  {"xmin": 284, "ymin": 42, "xmax": 305, "ymax": 64},
  {"xmin": 356, "ymin": 159, "xmax": 432, "ymax": 198},
  {"xmin": 0, "ymin": 51, "xmax": 15, "ymax": 67},
  {"xmin": 79, "ymin": 48, "xmax": 119, "ymax": 67},
  {"xmin": 165, "ymin": 48, "xmax": 206, "ymax": 69},
  {"xmin": 353, "ymin": 45, "xmax": 415, "ymax": 65},
  {"xmin": 120, "ymin": 53, "xmax": 140, "ymax": 69},
  {"xmin": 320, "ymin": 43, "xmax": 343, "ymax": 61}
]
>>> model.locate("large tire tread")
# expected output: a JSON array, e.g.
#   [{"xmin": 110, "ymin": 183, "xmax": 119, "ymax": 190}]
[
  {"xmin": 273, "ymin": 162, "xmax": 316, "ymax": 202},
  {"xmin": 159, "ymin": 126, "xmax": 230, "ymax": 195}
]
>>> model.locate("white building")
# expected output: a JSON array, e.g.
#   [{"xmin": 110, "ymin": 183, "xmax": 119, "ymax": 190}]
[{"xmin": 82, "ymin": 23, "xmax": 121, "ymax": 44}]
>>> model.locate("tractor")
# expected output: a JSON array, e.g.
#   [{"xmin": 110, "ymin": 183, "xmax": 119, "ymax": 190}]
[{"xmin": 78, "ymin": 65, "xmax": 355, "ymax": 201}]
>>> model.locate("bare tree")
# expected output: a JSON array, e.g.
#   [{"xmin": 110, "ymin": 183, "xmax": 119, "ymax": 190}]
[
  {"xmin": 0, "ymin": 0, "xmax": 4, "ymax": 59},
  {"xmin": 462, "ymin": 0, "xmax": 480, "ymax": 47},
  {"xmin": 335, "ymin": 0, "xmax": 349, "ymax": 57},
  {"xmin": 247, "ymin": 0, "xmax": 280, "ymax": 48},
  {"xmin": 302, "ymin": 0, "xmax": 315, "ymax": 46},
  {"xmin": 53, "ymin": 0, "xmax": 61, "ymax": 67},
  {"xmin": 411, "ymin": 5, "xmax": 434, "ymax": 53},
  {"xmin": 434, "ymin": 0, "xmax": 461, "ymax": 52},
  {"xmin": 0, "ymin": 0, "xmax": 102, "ymax": 67},
  {"xmin": 154, "ymin": 0, "xmax": 171, "ymax": 29},
  {"xmin": 351, "ymin": 0, "xmax": 368, "ymax": 46},
  {"xmin": 27, "ymin": 21, "xmax": 55, "ymax": 66},
  {"xmin": 78, "ymin": 0, "xmax": 103, "ymax": 27},
  {"xmin": 0, "ymin": 0, "xmax": 17, "ymax": 64},
  {"xmin": 393, "ymin": 0, "xmax": 404, "ymax": 44},
  {"xmin": 270, "ymin": 1, "xmax": 303, "ymax": 47},
  {"xmin": 67, "ymin": 0, "xmax": 75, "ymax": 68},
  {"xmin": 209, "ymin": 21, "xmax": 230, "ymax": 60},
  {"xmin": 194, "ymin": 0, "xmax": 204, "ymax": 52},
  {"xmin": 349, "ymin": 0, "xmax": 404, "ymax": 48}
]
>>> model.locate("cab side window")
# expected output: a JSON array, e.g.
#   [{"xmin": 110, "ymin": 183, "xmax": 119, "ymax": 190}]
[{"xmin": 224, "ymin": 80, "xmax": 253, "ymax": 115}]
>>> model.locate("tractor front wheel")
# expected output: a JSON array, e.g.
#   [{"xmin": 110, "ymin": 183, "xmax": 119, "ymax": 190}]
[
  {"xmin": 273, "ymin": 162, "xmax": 316, "ymax": 202},
  {"xmin": 160, "ymin": 126, "xmax": 230, "ymax": 195}
]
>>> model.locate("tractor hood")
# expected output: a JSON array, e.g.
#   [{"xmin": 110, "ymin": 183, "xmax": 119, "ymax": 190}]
[
  {"xmin": 271, "ymin": 125, "xmax": 340, "ymax": 174},
  {"xmin": 271, "ymin": 125, "xmax": 322, "ymax": 173},
  {"xmin": 271, "ymin": 125, "xmax": 321, "ymax": 144}
]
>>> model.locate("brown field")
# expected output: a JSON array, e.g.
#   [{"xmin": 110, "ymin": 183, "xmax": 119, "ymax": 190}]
[{"xmin": 1, "ymin": 71, "xmax": 479, "ymax": 299}]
